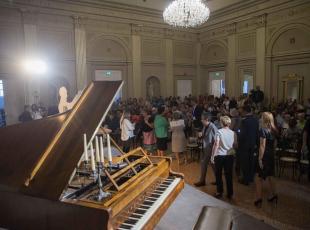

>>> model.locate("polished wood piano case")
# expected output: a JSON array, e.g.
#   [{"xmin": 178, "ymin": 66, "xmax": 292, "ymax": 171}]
[{"xmin": 0, "ymin": 81, "xmax": 184, "ymax": 230}]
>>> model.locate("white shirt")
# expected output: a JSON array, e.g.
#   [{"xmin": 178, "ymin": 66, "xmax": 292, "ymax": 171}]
[
  {"xmin": 215, "ymin": 128, "xmax": 235, "ymax": 156},
  {"xmin": 170, "ymin": 119, "xmax": 185, "ymax": 128},
  {"xmin": 32, "ymin": 111, "xmax": 42, "ymax": 120},
  {"xmin": 120, "ymin": 118, "xmax": 135, "ymax": 141}
]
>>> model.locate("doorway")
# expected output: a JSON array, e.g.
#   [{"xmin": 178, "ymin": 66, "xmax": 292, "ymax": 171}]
[
  {"xmin": 177, "ymin": 80, "xmax": 192, "ymax": 99},
  {"xmin": 146, "ymin": 76, "xmax": 160, "ymax": 99},
  {"xmin": 209, "ymin": 71, "xmax": 225, "ymax": 97},
  {"xmin": 0, "ymin": 80, "xmax": 5, "ymax": 126},
  {"xmin": 242, "ymin": 72, "xmax": 254, "ymax": 94},
  {"xmin": 95, "ymin": 70, "xmax": 122, "ymax": 101}
]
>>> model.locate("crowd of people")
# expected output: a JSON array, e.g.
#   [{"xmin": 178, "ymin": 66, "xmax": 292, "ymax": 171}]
[
  {"xmin": 17, "ymin": 86, "xmax": 310, "ymax": 206},
  {"xmin": 103, "ymin": 87, "xmax": 310, "ymax": 207},
  {"xmin": 18, "ymin": 103, "xmax": 58, "ymax": 122}
]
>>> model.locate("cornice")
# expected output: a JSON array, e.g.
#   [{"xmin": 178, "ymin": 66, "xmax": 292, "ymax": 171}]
[
  {"xmin": 0, "ymin": 0, "xmax": 199, "ymax": 40},
  {"xmin": 198, "ymin": 0, "xmax": 308, "ymax": 32}
]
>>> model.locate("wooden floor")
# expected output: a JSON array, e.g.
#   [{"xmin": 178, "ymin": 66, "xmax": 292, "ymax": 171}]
[{"xmin": 169, "ymin": 154, "xmax": 310, "ymax": 230}]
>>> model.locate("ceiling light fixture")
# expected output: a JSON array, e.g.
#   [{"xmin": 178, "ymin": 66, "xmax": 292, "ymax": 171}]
[{"xmin": 163, "ymin": 0, "xmax": 210, "ymax": 28}]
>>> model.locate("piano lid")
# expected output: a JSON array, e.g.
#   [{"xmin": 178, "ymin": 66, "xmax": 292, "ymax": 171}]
[{"xmin": 0, "ymin": 81, "xmax": 123, "ymax": 200}]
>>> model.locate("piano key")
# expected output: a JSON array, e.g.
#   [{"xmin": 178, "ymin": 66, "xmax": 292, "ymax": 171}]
[
  {"xmin": 128, "ymin": 217, "xmax": 140, "ymax": 221},
  {"xmin": 119, "ymin": 223, "xmax": 133, "ymax": 229},
  {"xmin": 130, "ymin": 213, "xmax": 143, "ymax": 219},
  {"xmin": 136, "ymin": 207, "xmax": 148, "ymax": 211},
  {"xmin": 150, "ymin": 194, "xmax": 160, "ymax": 198},
  {"xmin": 140, "ymin": 204, "xmax": 151, "ymax": 209},
  {"xmin": 162, "ymin": 181, "xmax": 172, "ymax": 186},
  {"xmin": 124, "ymin": 219, "xmax": 137, "ymax": 225},
  {"xmin": 128, "ymin": 178, "xmax": 181, "ymax": 230},
  {"xmin": 162, "ymin": 182, "xmax": 172, "ymax": 186},
  {"xmin": 152, "ymin": 191, "xmax": 163, "ymax": 195},
  {"xmin": 158, "ymin": 185, "xmax": 168, "ymax": 189},
  {"xmin": 143, "ymin": 201, "xmax": 154, "ymax": 206},
  {"xmin": 134, "ymin": 209, "xmax": 146, "ymax": 215},
  {"xmin": 120, "ymin": 178, "xmax": 181, "ymax": 230}
]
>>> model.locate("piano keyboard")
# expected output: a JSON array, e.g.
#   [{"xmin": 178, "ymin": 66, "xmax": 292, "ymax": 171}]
[{"xmin": 118, "ymin": 177, "xmax": 181, "ymax": 230}]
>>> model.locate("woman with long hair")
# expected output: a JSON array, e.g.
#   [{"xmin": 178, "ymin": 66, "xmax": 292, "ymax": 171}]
[
  {"xmin": 254, "ymin": 112, "xmax": 278, "ymax": 207},
  {"xmin": 141, "ymin": 110, "xmax": 156, "ymax": 155}
]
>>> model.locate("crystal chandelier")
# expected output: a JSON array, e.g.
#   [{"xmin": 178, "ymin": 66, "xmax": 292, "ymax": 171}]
[{"xmin": 163, "ymin": 0, "xmax": 210, "ymax": 28}]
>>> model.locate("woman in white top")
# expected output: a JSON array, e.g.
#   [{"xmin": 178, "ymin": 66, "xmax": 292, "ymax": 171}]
[
  {"xmin": 211, "ymin": 116, "xmax": 237, "ymax": 199},
  {"xmin": 120, "ymin": 110, "xmax": 135, "ymax": 153}
]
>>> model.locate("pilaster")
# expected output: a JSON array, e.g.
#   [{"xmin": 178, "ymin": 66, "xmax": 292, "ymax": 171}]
[{"xmin": 74, "ymin": 16, "xmax": 88, "ymax": 91}]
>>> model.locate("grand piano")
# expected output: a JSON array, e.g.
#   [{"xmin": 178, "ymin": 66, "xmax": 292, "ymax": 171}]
[{"xmin": 0, "ymin": 81, "xmax": 184, "ymax": 230}]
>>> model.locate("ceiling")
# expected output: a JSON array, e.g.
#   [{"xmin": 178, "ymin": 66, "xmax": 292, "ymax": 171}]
[{"xmin": 100, "ymin": 0, "xmax": 246, "ymax": 12}]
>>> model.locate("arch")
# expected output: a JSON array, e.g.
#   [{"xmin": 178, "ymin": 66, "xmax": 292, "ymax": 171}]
[
  {"xmin": 266, "ymin": 23, "xmax": 310, "ymax": 56},
  {"xmin": 87, "ymin": 34, "xmax": 131, "ymax": 62},
  {"xmin": 202, "ymin": 40, "xmax": 228, "ymax": 51},
  {"xmin": 200, "ymin": 40, "xmax": 228, "ymax": 64},
  {"xmin": 146, "ymin": 76, "xmax": 160, "ymax": 98}
]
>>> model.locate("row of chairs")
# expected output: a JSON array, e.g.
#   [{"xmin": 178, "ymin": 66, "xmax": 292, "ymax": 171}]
[{"xmin": 276, "ymin": 147, "xmax": 309, "ymax": 181}]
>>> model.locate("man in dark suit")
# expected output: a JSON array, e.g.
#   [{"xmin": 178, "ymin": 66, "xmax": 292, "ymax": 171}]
[
  {"xmin": 302, "ymin": 118, "xmax": 310, "ymax": 181},
  {"xmin": 192, "ymin": 100, "xmax": 203, "ymax": 129},
  {"xmin": 238, "ymin": 105, "xmax": 259, "ymax": 185}
]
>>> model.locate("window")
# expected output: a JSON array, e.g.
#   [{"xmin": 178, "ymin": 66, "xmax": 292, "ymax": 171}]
[
  {"xmin": 0, "ymin": 80, "xmax": 3, "ymax": 96},
  {"xmin": 0, "ymin": 80, "xmax": 4, "ymax": 109},
  {"xmin": 242, "ymin": 73, "xmax": 254, "ymax": 94}
]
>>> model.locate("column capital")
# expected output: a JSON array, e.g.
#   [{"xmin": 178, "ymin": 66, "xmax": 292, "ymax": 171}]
[
  {"xmin": 226, "ymin": 22, "xmax": 236, "ymax": 35},
  {"xmin": 255, "ymin": 14, "xmax": 267, "ymax": 28},
  {"xmin": 164, "ymin": 28, "xmax": 174, "ymax": 39},
  {"xmin": 131, "ymin": 24, "xmax": 143, "ymax": 35},
  {"xmin": 20, "ymin": 8, "xmax": 39, "ymax": 25},
  {"xmin": 72, "ymin": 15, "xmax": 87, "ymax": 27}
]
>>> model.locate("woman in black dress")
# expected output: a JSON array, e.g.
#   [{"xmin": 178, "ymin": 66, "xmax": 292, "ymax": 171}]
[{"xmin": 254, "ymin": 112, "xmax": 278, "ymax": 207}]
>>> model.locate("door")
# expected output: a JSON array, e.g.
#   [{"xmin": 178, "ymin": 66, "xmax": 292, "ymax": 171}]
[
  {"xmin": 177, "ymin": 80, "xmax": 192, "ymax": 99},
  {"xmin": 0, "ymin": 79, "xmax": 5, "ymax": 126},
  {"xmin": 95, "ymin": 70, "xmax": 122, "ymax": 101},
  {"xmin": 209, "ymin": 71, "xmax": 225, "ymax": 97},
  {"xmin": 242, "ymin": 73, "xmax": 254, "ymax": 94}
]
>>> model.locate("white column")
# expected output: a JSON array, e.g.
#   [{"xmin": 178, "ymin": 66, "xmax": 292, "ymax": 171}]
[
  {"xmin": 165, "ymin": 39, "xmax": 173, "ymax": 97},
  {"xmin": 196, "ymin": 42, "xmax": 201, "ymax": 95},
  {"xmin": 256, "ymin": 14, "xmax": 267, "ymax": 93},
  {"xmin": 132, "ymin": 34, "xmax": 142, "ymax": 98},
  {"xmin": 74, "ymin": 16, "xmax": 87, "ymax": 91},
  {"xmin": 22, "ymin": 10, "xmax": 40, "ymax": 105},
  {"xmin": 227, "ymin": 23, "xmax": 237, "ymax": 97}
]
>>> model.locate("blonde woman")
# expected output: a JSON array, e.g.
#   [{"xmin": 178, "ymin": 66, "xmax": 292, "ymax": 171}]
[
  {"xmin": 211, "ymin": 116, "xmax": 237, "ymax": 199},
  {"xmin": 254, "ymin": 112, "xmax": 278, "ymax": 207}
]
